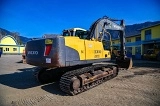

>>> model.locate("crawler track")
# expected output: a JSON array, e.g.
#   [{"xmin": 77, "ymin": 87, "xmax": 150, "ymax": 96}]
[{"xmin": 60, "ymin": 64, "xmax": 118, "ymax": 95}]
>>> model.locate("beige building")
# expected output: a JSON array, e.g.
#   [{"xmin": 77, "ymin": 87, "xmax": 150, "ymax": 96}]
[{"xmin": 0, "ymin": 35, "xmax": 25, "ymax": 54}]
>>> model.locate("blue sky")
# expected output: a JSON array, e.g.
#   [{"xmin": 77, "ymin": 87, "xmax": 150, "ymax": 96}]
[{"xmin": 0, "ymin": 0, "xmax": 160, "ymax": 38}]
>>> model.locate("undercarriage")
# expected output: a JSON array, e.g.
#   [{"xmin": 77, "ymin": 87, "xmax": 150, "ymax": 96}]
[{"xmin": 35, "ymin": 63, "xmax": 118, "ymax": 95}]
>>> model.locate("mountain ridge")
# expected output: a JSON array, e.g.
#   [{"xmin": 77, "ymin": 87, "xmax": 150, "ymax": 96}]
[{"xmin": 0, "ymin": 20, "xmax": 160, "ymax": 44}]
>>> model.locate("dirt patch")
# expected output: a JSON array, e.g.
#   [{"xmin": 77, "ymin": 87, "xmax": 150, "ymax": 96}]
[
  {"xmin": 122, "ymin": 74, "xmax": 135, "ymax": 79},
  {"xmin": 134, "ymin": 69, "xmax": 160, "ymax": 75}
]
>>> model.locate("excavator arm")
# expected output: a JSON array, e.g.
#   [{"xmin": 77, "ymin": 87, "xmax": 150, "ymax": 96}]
[{"xmin": 87, "ymin": 16, "xmax": 132, "ymax": 69}]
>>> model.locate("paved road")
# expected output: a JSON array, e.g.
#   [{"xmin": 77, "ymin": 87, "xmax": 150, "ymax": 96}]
[{"xmin": 0, "ymin": 55, "xmax": 160, "ymax": 106}]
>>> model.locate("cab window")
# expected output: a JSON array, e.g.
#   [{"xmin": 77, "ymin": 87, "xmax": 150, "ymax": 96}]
[
  {"xmin": 75, "ymin": 30, "xmax": 88, "ymax": 39},
  {"xmin": 63, "ymin": 30, "xmax": 74, "ymax": 36}
]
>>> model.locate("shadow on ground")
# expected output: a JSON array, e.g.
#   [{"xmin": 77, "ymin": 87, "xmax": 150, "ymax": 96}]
[
  {"xmin": 0, "ymin": 67, "xmax": 67, "ymax": 96},
  {"xmin": 133, "ymin": 60, "xmax": 160, "ymax": 68},
  {"xmin": 111, "ymin": 59, "xmax": 160, "ymax": 68},
  {"xmin": 16, "ymin": 60, "xmax": 23, "ymax": 63},
  {"xmin": 41, "ymin": 82, "xmax": 67, "ymax": 96},
  {"xmin": 133, "ymin": 69, "xmax": 160, "ymax": 75},
  {"xmin": 0, "ymin": 67, "xmax": 40, "ymax": 89}
]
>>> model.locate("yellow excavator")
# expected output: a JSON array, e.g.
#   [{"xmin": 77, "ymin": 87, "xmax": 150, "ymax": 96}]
[
  {"xmin": 143, "ymin": 48, "xmax": 160, "ymax": 60},
  {"xmin": 25, "ymin": 16, "xmax": 132, "ymax": 95}
]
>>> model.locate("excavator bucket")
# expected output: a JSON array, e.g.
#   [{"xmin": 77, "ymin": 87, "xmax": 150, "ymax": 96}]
[{"xmin": 116, "ymin": 57, "xmax": 133, "ymax": 70}]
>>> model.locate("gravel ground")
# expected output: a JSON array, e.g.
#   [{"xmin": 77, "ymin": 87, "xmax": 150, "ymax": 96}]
[{"xmin": 0, "ymin": 55, "xmax": 160, "ymax": 106}]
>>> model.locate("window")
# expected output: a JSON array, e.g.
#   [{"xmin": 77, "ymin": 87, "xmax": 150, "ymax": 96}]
[
  {"xmin": 6, "ymin": 48, "xmax": 9, "ymax": 51},
  {"xmin": 145, "ymin": 29, "xmax": 151, "ymax": 40},
  {"xmin": 102, "ymin": 41, "xmax": 110, "ymax": 50},
  {"xmin": 126, "ymin": 47, "xmax": 132, "ymax": 54},
  {"xmin": 136, "ymin": 37, "xmax": 141, "ymax": 41},
  {"xmin": 75, "ymin": 30, "xmax": 88, "ymax": 39},
  {"xmin": 62, "ymin": 30, "xmax": 74, "ymax": 36},
  {"xmin": 13, "ymin": 48, "xmax": 17, "ymax": 51},
  {"xmin": 126, "ymin": 38, "xmax": 131, "ymax": 42},
  {"xmin": 112, "ymin": 42, "xmax": 115, "ymax": 44},
  {"xmin": 135, "ymin": 46, "xmax": 141, "ymax": 54},
  {"xmin": 145, "ymin": 34, "xmax": 151, "ymax": 40}
]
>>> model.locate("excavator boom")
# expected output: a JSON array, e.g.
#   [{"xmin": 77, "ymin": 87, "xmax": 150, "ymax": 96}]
[{"xmin": 86, "ymin": 16, "xmax": 132, "ymax": 69}]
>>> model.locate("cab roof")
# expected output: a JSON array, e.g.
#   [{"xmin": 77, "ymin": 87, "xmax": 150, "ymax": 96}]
[{"xmin": 63, "ymin": 28, "xmax": 86, "ymax": 32}]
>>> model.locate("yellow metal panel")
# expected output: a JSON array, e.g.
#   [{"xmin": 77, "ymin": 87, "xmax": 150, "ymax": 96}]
[
  {"xmin": 94, "ymin": 41, "xmax": 103, "ymax": 58},
  {"xmin": 65, "ymin": 37, "xmax": 85, "ymax": 60},
  {"xmin": 85, "ymin": 40, "xmax": 111, "ymax": 59},
  {"xmin": 85, "ymin": 40, "xmax": 95, "ymax": 59},
  {"xmin": 103, "ymin": 50, "xmax": 111, "ymax": 58},
  {"xmin": 45, "ymin": 39, "xmax": 53, "ymax": 44},
  {"xmin": 65, "ymin": 37, "xmax": 111, "ymax": 60}
]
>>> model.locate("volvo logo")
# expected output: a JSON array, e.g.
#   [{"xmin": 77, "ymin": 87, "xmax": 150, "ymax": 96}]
[{"xmin": 28, "ymin": 51, "xmax": 38, "ymax": 55}]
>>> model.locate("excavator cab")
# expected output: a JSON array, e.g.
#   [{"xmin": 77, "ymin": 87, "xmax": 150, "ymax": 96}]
[{"xmin": 62, "ymin": 28, "xmax": 88, "ymax": 39}]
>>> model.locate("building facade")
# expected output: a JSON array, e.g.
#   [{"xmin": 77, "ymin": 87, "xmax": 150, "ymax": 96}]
[
  {"xmin": 112, "ymin": 24, "xmax": 160, "ymax": 59},
  {"xmin": 141, "ymin": 24, "xmax": 160, "ymax": 55},
  {"xmin": 0, "ymin": 35, "xmax": 25, "ymax": 54}
]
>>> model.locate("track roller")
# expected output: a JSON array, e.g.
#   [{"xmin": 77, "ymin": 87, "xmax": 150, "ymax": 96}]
[{"xmin": 71, "ymin": 77, "xmax": 81, "ymax": 91}]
